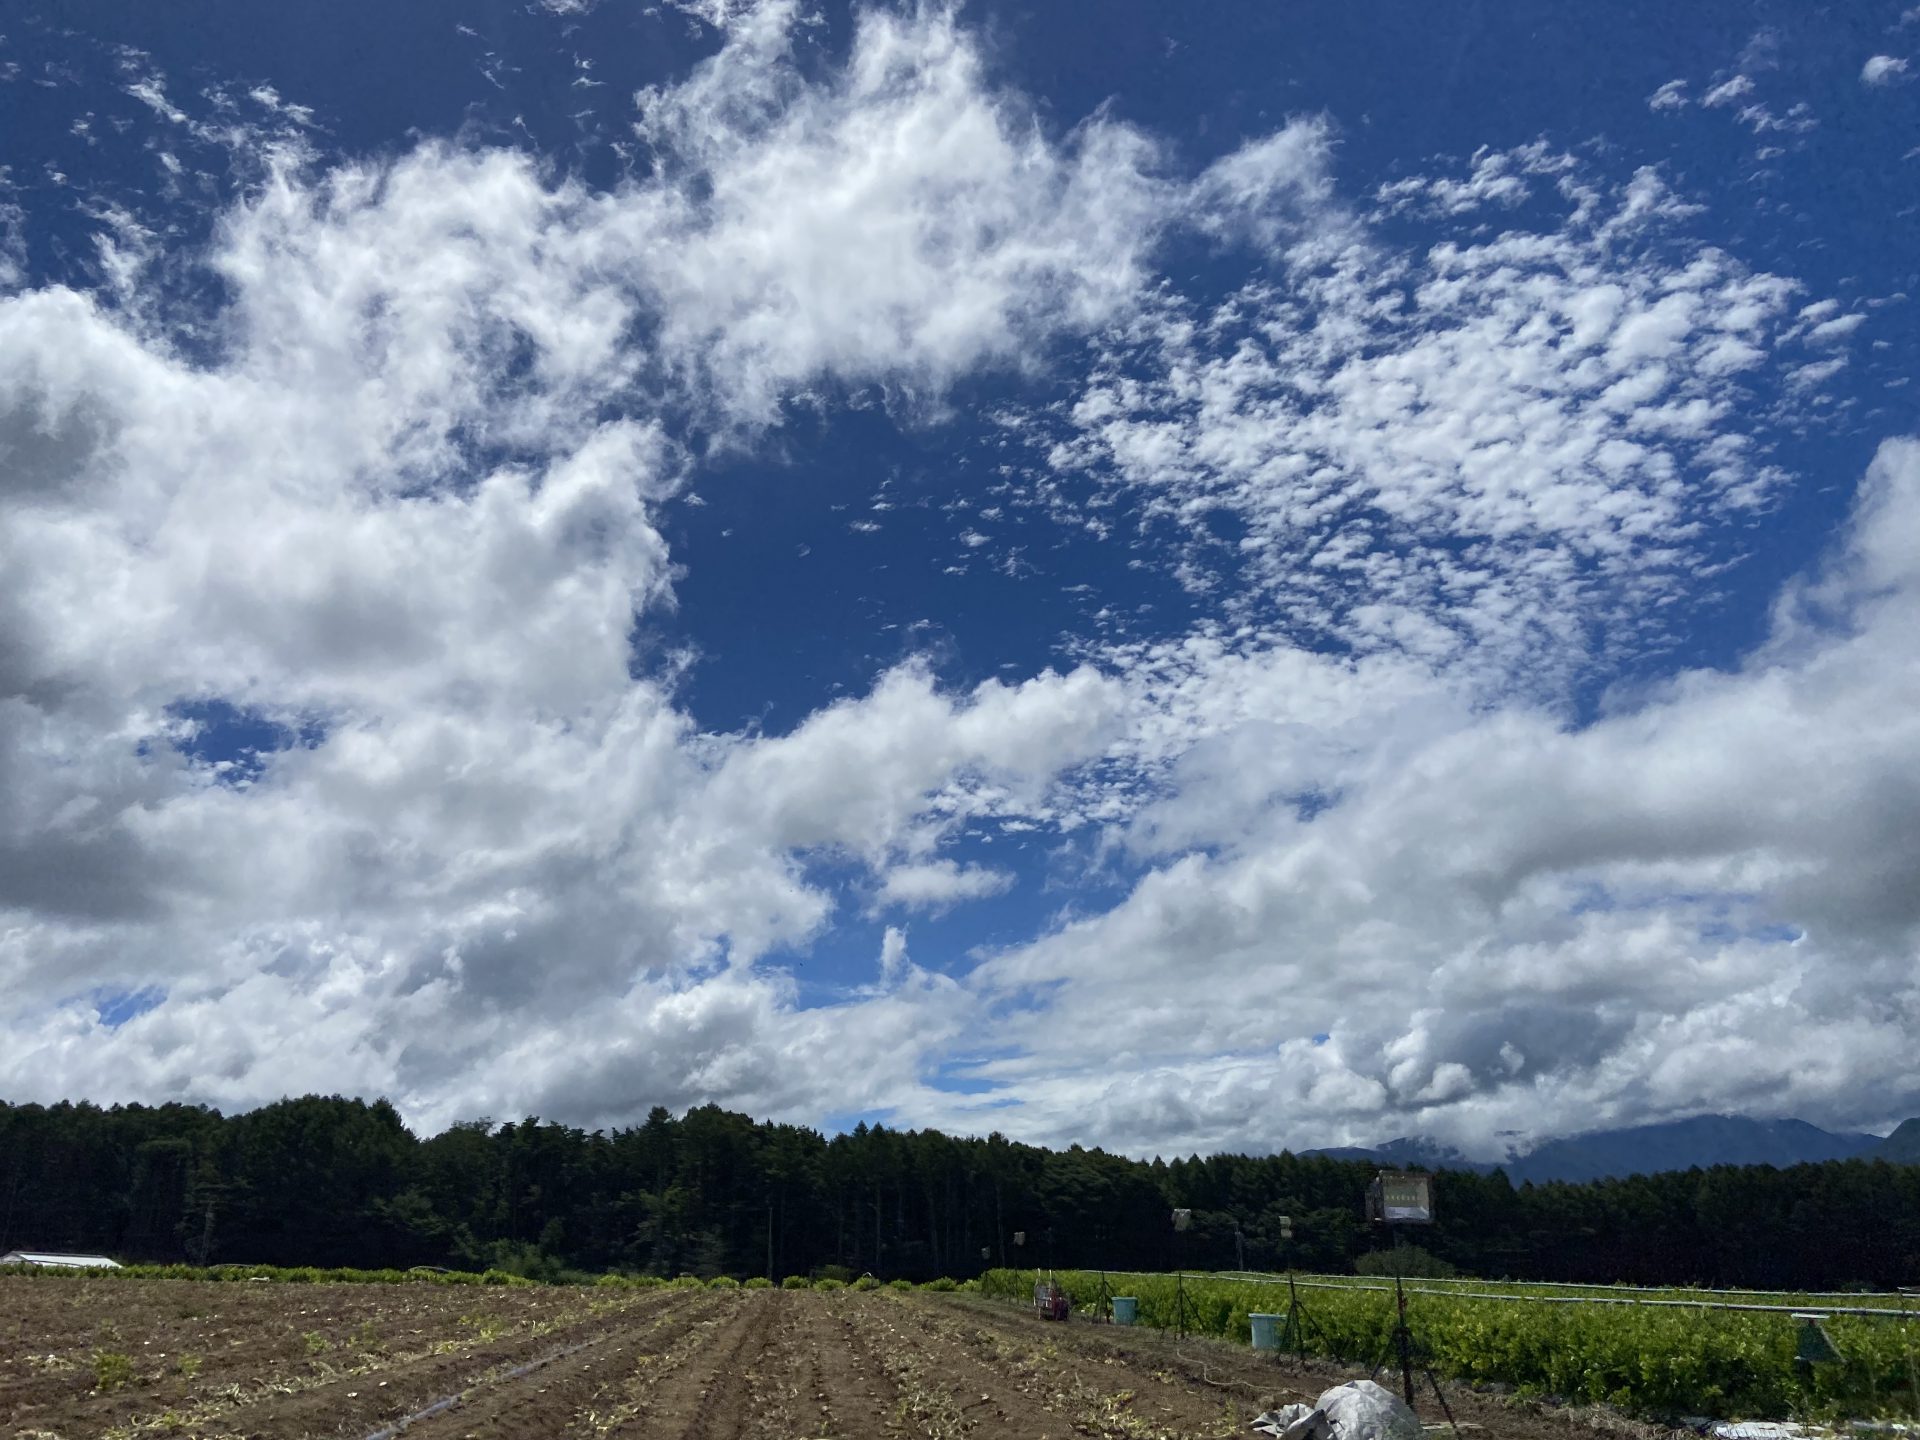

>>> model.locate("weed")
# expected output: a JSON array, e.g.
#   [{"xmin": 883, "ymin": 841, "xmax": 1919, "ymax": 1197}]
[
  {"xmin": 459, "ymin": 1312, "xmax": 507, "ymax": 1340},
  {"xmin": 92, "ymin": 1348, "xmax": 135, "ymax": 1392},
  {"xmin": 176, "ymin": 1352, "xmax": 202, "ymax": 1379}
]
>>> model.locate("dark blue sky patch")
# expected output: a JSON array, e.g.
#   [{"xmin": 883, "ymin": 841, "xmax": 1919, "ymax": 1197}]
[
  {"xmin": 91, "ymin": 986, "xmax": 166, "ymax": 1028},
  {"xmin": 165, "ymin": 698, "xmax": 326, "ymax": 785}
]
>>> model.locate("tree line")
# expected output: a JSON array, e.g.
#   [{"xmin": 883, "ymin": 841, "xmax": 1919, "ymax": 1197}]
[{"xmin": 1, "ymin": 1095, "xmax": 1914, "ymax": 1289}]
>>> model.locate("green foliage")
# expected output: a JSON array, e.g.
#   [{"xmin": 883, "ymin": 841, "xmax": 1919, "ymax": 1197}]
[
  {"xmin": 922, "ymin": 1277, "xmax": 958, "ymax": 1292},
  {"xmin": 1355, "ymin": 1244, "xmax": 1460, "ymax": 1278},
  {"xmin": 707, "ymin": 1274, "xmax": 741, "ymax": 1288},
  {"xmin": 888, "ymin": 1278, "xmax": 913, "ymax": 1291},
  {"xmin": 92, "ymin": 1349, "xmax": 135, "ymax": 1392},
  {"xmin": 0, "ymin": 1260, "xmax": 527, "ymax": 1286},
  {"xmin": 976, "ymin": 1268, "xmax": 1918, "ymax": 1419},
  {"xmin": 302, "ymin": 1330, "xmax": 331, "ymax": 1354},
  {"xmin": 852, "ymin": 1275, "xmax": 882, "ymax": 1291},
  {"xmin": 813, "ymin": 1277, "xmax": 846, "ymax": 1291},
  {"xmin": 176, "ymin": 1352, "xmax": 202, "ymax": 1378},
  {"xmin": 781, "ymin": 1275, "xmax": 810, "ymax": 1290},
  {"xmin": 742, "ymin": 1275, "xmax": 773, "ymax": 1289},
  {"xmin": 4, "ymin": 1093, "xmax": 1916, "ymax": 1293}
]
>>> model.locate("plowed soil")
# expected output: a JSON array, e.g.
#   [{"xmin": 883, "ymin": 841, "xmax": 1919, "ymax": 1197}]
[{"xmin": 0, "ymin": 1279, "xmax": 1664, "ymax": 1440}]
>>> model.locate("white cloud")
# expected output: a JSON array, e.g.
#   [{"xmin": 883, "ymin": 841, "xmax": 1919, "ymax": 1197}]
[
  {"xmin": 879, "ymin": 926, "xmax": 909, "ymax": 983},
  {"xmin": 875, "ymin": 859, "xmax": 1015, "ymax": 913},
  {"xmin": 947, "ymin": 438, "xmax": 1920, "ymax": 1157},
  {"xmin": 1031, "ymin": 149, "xmax": 1810, "ymax": 702},
  {"xmin": 1647, "ymin": 80, "xmax": 1690, "ymax": 112},
  {"xmin": 0, "ymin": 7, "xmax": 1149, "ymax": 1132},
  {"xmin": 629, "ymin": 1, "xmax": 1175, "ymax": 426},
  {"xmin": 1374, "ymin": 140, "xmax": 1567, "ymax": 217},
  {"xmin": 1, "ymin": 5, "xmax": 1911, "ymax": 1163},
  {"xmin": 1701, "ymin": 74, "xmax": 1756, "ymax": 107},
  {"xmin": 1862, "ymin": 55, "xmax": 1911, "ymax": 85}
]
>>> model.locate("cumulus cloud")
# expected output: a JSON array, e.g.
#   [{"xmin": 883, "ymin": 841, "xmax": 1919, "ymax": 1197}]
[
  {"xmin": 629, "ymin": 1, "xmax": 1174, "ymax": 425},
  {"xmin": 874, "ymin": 859, "xmax": 1015, "ymax": 913},
  {"xmin": 1862, "ymin": 55, "xmax": 1911, "ymax": 85},
  {"xmin": 940, "ymin": 438, "xmax": 1920, "ymax": 1157},
  {"xmin": 0, "ymin": 6, "xmax": 1146, "ymax": 1131}
]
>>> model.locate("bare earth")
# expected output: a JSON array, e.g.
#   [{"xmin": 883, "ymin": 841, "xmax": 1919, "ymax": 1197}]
[{"xmin": 0, "ymin": 1278, "xmax": 1663, "ymax": 1440}]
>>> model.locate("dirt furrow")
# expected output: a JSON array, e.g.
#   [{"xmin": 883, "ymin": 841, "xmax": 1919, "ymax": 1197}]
[
  {"xmin": 811, "ymin": 1297, "xmax": 916, "ymax": 1439},
  {"xmin": 0, "ymin": 1283, "xmax": 1680, "ymax": 1440},
  {"xmin": 0, "ymin": 1277, "xmax": 585, "ymax": 1431},
  {"xmin": 66, "ymin": 1289, "xmax": 689, "ymax": 1440},
  {"xmin": 586, "ymin": 1291, "xmax": 764, "ymax": 1438},
  {"xmin": 727, "ymin": 1292, "xmax": 817, "ymax": 1435},
  {"xmin": 929, "ymin": 1293, "xmax": 1604, "ymax": 1440},
  {"xmin": 872, "ymin": 1292, "xmax": 1258, "ymax": 1438},
  {"xmin": 354, "ymin": 1296, "xmax": 719, "ymax": 1440}
]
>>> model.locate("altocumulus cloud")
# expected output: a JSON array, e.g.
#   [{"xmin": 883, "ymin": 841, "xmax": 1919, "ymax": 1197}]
[{"xmin": 0, "ymin": 2, "xmax": 1914, "ymax": 1156}]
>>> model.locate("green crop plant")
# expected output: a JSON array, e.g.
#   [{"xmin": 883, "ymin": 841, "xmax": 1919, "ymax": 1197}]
[
  {"xmin": 978, "ymin": 1268, "xmax": 1915, "ymax": 1420},
  {"xmin": 459, "ymin": 1313, "xmax": 508, "ymax": 1341},
  {"xmin": 92, "ymin": 1349, "xmax": 135, "ymax": 1392}
]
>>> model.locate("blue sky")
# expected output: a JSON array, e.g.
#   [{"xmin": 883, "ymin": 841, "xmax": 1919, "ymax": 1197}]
[{"xmin": 0, "ymin": 0, "xmax": 1915, "ymax": 1157}]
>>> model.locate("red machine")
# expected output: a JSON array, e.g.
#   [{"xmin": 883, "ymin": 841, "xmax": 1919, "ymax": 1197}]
[{"xmin": 1033, "ymin": 1277, "xmax": 1070, "ymax": 1321}]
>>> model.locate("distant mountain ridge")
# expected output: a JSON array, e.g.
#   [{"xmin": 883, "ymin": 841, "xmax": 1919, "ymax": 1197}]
[
  {"xmin": 1305, "ymin": 1113, "xmax": 1911, "ymax": 1185},
  {"xmin": 1874, "ymin": 1118, "xmax": 1920, "ymax": 1163}
]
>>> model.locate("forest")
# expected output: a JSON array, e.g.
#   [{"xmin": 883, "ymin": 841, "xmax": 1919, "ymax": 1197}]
[{"xmin": 2, "ymin": 1095, "xmax": 1915, "ymax": 1290}]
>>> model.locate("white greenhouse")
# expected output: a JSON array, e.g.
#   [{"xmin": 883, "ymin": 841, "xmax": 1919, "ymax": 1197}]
[{"xmin": 0, "ymin": 1251, "xmax": 123, "ymax": 1270}]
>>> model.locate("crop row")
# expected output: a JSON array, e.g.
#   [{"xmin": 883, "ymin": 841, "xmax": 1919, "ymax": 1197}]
[
  {"xmin": 1213, "ymin": 1269, "xmax": 1916, "ymax": 1309},
  {"xmin": 0, "ymin": 1261, "xmax": 972, "ymax": 1293},
  {"xmin": 980, "ymin": 1267, "xmax": 1920, "ymax": 1420}
]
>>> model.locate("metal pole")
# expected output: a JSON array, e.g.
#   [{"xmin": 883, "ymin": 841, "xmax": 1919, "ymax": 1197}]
[
  {"xmin": 1901, "ymin": 1289, "xmax": 1919, "ymax": 1420},
  {"xmin": 1176, "ymin": 1227, "xmax": 1184, "ymax": 1338},
  {"xmin": 1290, "ymin": 1273, "xmax": 1307, "ymax": 1363},
  {"xmin": 1393, "ymin": 1228, "xmax": 1416, "ymax": 1407}
]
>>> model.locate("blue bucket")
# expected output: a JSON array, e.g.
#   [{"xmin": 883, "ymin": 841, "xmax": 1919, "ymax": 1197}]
[
  {"xmin": 1111, "ymin": 1295, "xmax": 1138, "ymax": 1325},
  {"xmin": 1249, "ymin": 1312, "xmax": 1281, "ymax": 1350}
]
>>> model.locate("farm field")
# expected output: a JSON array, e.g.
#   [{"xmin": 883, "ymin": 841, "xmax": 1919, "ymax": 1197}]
[
  {"xmin": 982, "ymin": 1269, "xmax": 1920, "ymax": 1420},
  {"xmin": 1, "ymin": 1276, "xmax": 1620, "ymax": 1440},
  {"xmin": 1204, "ymin": 1272, "xmax": 1918, "ymax": 1310}
]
